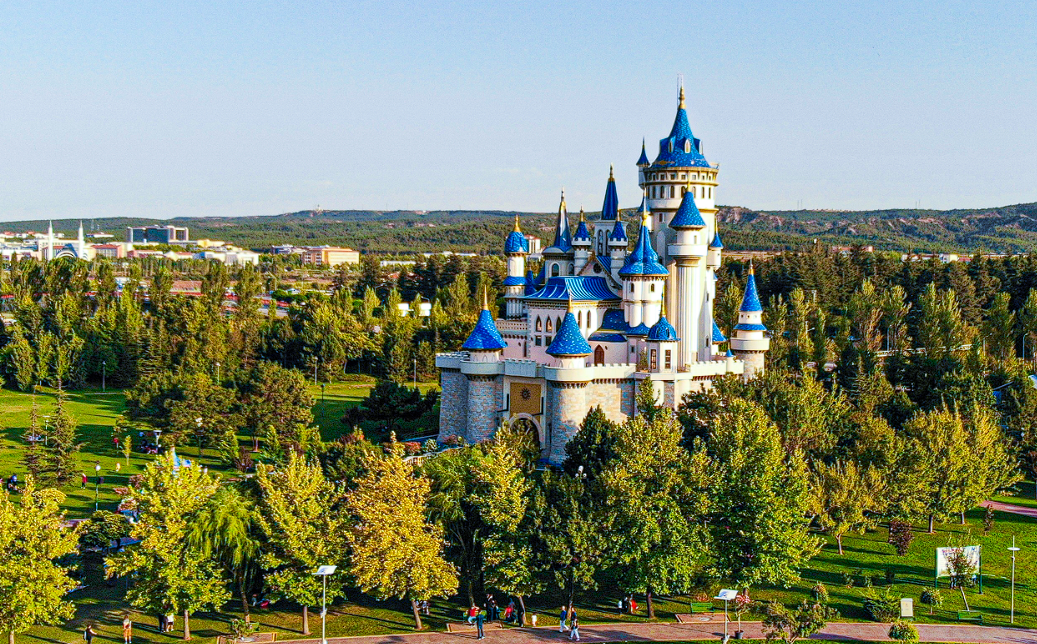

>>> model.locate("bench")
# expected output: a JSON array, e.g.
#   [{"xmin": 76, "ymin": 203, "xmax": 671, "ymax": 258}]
[
  {"xmin": 957, "ymin": 611, "xmax": 983, "ymax": 624},
  {"xmin": 690, "ymin": 602, "xmax": 715, "ymax": 614}
]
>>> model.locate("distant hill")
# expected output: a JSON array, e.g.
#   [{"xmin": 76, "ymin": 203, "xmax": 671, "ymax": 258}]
[{"xmin": 6, "ymin": 202, "xmax": 1037, "ymax": 255}]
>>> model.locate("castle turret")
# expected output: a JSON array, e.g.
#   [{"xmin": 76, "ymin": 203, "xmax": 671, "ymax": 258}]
[
  {"xmin": 458, "ymin": 290, "xmax": 508, "ymax": 442},
  {"xmin": 594, "ymin": 166, "xmax": 620, "ymax": 256},
  {"xmin": 542, "ymin": 190, "xmax": 574, "ymax": 278},
  {"xmin": 707, "ymin": 230, "xmax": 723, "ymax": 269},
  {"xmin": 711, "ymin": 319, "xmax": 727, "ymax": 357},
  {"xmin": 668, "ymin": 183, "xmax": 709, "ymax": 367},
  {"xmin": 547, "ymin": 305, "xmax": 592, "ymax": 369},
  {"xmin": 619, "ymin": 209, "xmax": 668, "ymax": 330},
  {"xmin": 647, "ymin": 313, "xmax": 679, "ymax": 374},
  {"xmin": 730, "ymin": 264, "xmax": 770, "ymax": 379},
  {"xmin": 503, "ymin": 215, "xmax": 530, "ymax": 319},
  {"xmin": 462, "ymin": 290, "xmax": 508, "ymax": 362},
  {"xmin": 572, "ymin": 208, "xmax": 591, "ymax": 274},
  {"xmin": 636, "ymin": 139, "xmax": 650, "ymax": 187}
]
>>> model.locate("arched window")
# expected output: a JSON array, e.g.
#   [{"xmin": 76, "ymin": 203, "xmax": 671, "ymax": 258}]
[
  {"xmin": 594, "ymin": 345, "xmax": 605, "ymax": 365},
  {"xmin": 557, "ymin": 317, "xmax": 562, "ymax": 332},
  {"xmin": 551, "ymin": 263, "xmax": 560, "ymax": 277},
  {"xmin": 577, "ymin": 310, "xmax": 582, "ymax": 326},
  {"xmin": 650, "ymin": 349, "xmax": 658, "ymax": 371},
  {"xmin": 669, "ymin": 185, "xmax": 675, "ymax": 198},
  {"xmin": 535, "ymin": 316, "xmax": 542, "ymax": 332},
  {"xmin": 545, "ymin": 318, "xmax": 553, "ymax": 333},
  {"xmin": 567, "ymin": 264, "xmax": 574, "ymax": 275}
]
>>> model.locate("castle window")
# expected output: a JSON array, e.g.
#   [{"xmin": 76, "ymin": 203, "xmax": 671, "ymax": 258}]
[
  {"xmin": 546, "ymin": 336, "xmax": 552, "ymax": 345},
  {"xmin": 535, "ymin": 336, "xmax": 542, "ymax": 346},
  {"xmin": 664, "ymin": 350, "xmax": 671, "ymax": 369},
  {"xmin": 709, "ymin": 187, "xmax": 713, "ymax": 198},
  {"xmin": 535, "ymin": 316, "xmax": 542, "ymax": 332},
  {"xmin": 650, "ymin": 283, "xmax": 655, "ymax": 292},
  {"xmin": 557, "ymin": 317, "xmax": 562, "ymax": 332},
  {"xmin": 684, "ymin": 140, "xmax": 691, "ymax": 153},
  {"xmin": 680, "ymin": 173, "xmax": 686, "ymax": 180},
  {"xmin": 650, "ymin": 349, "xmax": 658, "ymax": 370},
  {"xmin": 546, "ymin": 318, "xmax": 553, "ymax": 333},
  {"xmin": 594, "ymin": 346, "xmax": 605, "ymax": 365},
  {"xmin": 577, "ymin": 310, "xmax": 582, "ymax": 326},
  {"xmin": 551, "ymin": 264, "xmax": 559, "ymax": 277},
  {"xmin": 670, "ymin": 173, "xmax": 676, "ymax": 180},
  {"xmin": 669, "ymin": 185, "xmax": 675, "ymax": 198}
]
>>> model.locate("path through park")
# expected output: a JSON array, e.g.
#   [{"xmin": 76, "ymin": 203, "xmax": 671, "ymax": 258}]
[{"xmin": 283, "ymin": 620, "xmax": 1037, "ymax": 644}]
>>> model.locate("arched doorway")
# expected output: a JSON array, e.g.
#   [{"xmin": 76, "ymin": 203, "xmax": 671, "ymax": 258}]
[
  {"xmin": 594, "ymin": 345, "xmax": 605, "ymax": 365},
  {"xmin": 506, "ymin": 413, "xmax": 544, "ymax": 458}
]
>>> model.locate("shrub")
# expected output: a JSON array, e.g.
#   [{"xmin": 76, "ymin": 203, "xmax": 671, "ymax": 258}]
[
  {"xmin": 888, "ymin": 520, "xmax": 913, "ymax": 556},
  {"xmin": 889, "ymin": 620, "xmax": 918, "ymax": 642},
  {"xmin": 920, "ymin": 588, "xmax": 943, "ymax": 615},
  {"xmin": 403, "ymin": 441, "xmax": 421, "ymax": 455},
  {"xmin": 843, "ymin": 571, "xmax": 855, "ymax": 588},
  {"xmin": 884, "ymin": 567, "xmax": 896, "ymax": 585},
  {"xmin": 812, "ymin": 583, "xmax": 829, "ymax": 604},
  {"xmin": 422, "ymin": 439, "xmax": 438, "ymax": 453},
  {"xmin": 983, "ymin": 505, "xmax": 995, "ymax": 533},
  {"xmin": 862, "ymin": 586, "xmax": 900, "ymax": 622}
]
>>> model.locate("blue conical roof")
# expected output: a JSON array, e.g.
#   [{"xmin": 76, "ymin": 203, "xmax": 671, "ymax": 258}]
[
  {"xmin": 609, "ymin": 219, "xmax": 627, "ymax": 243},
  {"xmin": 601, "ymin": 167, "xmax": 620, "ymax": 221},
  {"xmin": 709, "ymin": 231, "xmax": 724, "ymax": 249},
  {"xmin": 653, "ymin": 88, "xmax": 710, "ymax": 169},
  {"xmin": 524, "ymin": 270, "xmax": 537, "ymax": 296},
  {"xmin": 712, "ymin": 319, "xmax": 727, "ymax": 343},
  {"xmin": 547, "ymin": 311, "xmax": 592, "ymax": 356},
  {"xmin": 648, "ymin": 314, "xmax": 678, "ymax": 341},
  {"xmin": 619, "ymin": 217, "xmax": 668, "ymax": 277},
  {"xmin": 636, "ymin": 139, "xmax": 650, "ymax": 167},
  {"xmin": 670, "ymin": 188, "xmax": 706, "ymax": 229},
  {"xmin": 573, "ymin": 213, "xmax": 591, "ymax": 243},
  {"xmin": 549, "ymin": 191, "xmax": 572, "ymax": 252},
  {"xmin": 462, "ymin": 308, "xmax": 507, "ymax": 351},
  {"xmin": 739, "ymin": 267, "xmax": 763, "ymax": 313}
]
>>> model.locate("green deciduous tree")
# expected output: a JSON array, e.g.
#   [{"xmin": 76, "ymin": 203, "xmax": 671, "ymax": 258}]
[
  {"xmin": 0, "ymin": 478, "xmax": 80, "ymax": 644},
  {"xmin": 345, "ymin": 439, "xmax": 457, "ymax": 630},
  {"xmin": 106, "ymin": 452, "xmax": 228, "ymax": 640},
  {"xmin": 808, "ymin": 461, "xmax": 886, "ymax": 555},
  {"xmin": 256, "ymin": 453, "xmax": 348, "ymax": 635}
]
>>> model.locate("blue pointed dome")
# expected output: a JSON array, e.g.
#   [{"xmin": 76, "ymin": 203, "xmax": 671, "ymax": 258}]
[
  {"xmin": 653, "ymin": 88, "xmax": 710, "ymax": 169},
  {"xmin": 725, "ymin": 348, "xmax": 734, "ymax": 357},
  {"xmin": 601, "ymin": 166, "xmax": 620, "ymax": 221},
  {"xmin": 710, "ymin": 231, "xmax": 724, "ymax": 249},
  {"xmin": 648, "ymin": 315, "xmax": 678, "ymax": 342},
  {"xmin": 609, "ymin": 219, "xmax": 627, "ymax": 243},
  {"xmin": 547, "ymin": 191, "xmax": 572, "ymax": 253},
  {"xmin": 462, "ymin": 307, "xmax": 507, "ymax": 351},
  {"xmin": 619, "ymin": 217, "xmax": 668, "ymax": 277},
  {"xmin": 636, "ymin": 139, "xmax": 650, "ymax": 167},
  {"xmin": 739, "ymin": 268, "xmax": 763, "ymax": 313},
  {"xmin": 573, "ymin": 213, "xmax": 591, "ymax": 244},
  {"xmin": 712, "ymin": 319, "xmax": 727, "ymax": 343},
  {"xmin": 524, "ymin": 270, "xmax": 537, "ymax": 296},
  {"xmin": 670, "ymin": 188, "xmax": 706, "ymax": 229},
  {"xmin": 547, "ymin": 311, "xmax": 592, "ymax": 357}
]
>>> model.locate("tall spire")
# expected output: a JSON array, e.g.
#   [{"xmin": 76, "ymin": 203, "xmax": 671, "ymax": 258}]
[
  {"xmin": 601, "ymin": 166, "xmax": 620, "ymax": 221},
  {"xmin": 679, "ymin": 84, "xmax": 686, "ymax": 109},
  {"xmin": 550, "ymin": 189, "xmax": 572, "ymax": 251}
]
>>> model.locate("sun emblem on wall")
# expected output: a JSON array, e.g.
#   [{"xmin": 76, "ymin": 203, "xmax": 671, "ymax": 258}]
[{"xmin": 520, "ymin": 387, "xmax": 532, "ymax": 400}]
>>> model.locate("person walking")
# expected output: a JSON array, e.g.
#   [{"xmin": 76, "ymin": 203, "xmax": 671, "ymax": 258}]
[
  {"xmin": 122, "ymin": 616, "xmax": 132, "ymax": 644},
  {"xmin": 568, "ymin": 611, "xmax": 580, "ymax": 642},
  {"xmin": 559, "ymin": 605, "xmax": 568, "ymax": 632},
  {"xmin": 475, "ymin": 609, "xmax": 485, "ymax": 640},
  {"xmin": 81, "ymin": 472, "xmax": 88, "ymax": 489},
  {"xmin": 84, "ymin": 624, "xmax": 97, "ymax": 644}
]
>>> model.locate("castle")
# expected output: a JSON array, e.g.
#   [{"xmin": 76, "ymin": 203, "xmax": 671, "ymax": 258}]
[{"xmin": 437, "ymin": 87, "xmax": 770, "ymax": 463}]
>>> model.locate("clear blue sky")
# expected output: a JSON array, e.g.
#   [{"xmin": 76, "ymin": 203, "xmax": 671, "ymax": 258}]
[{"xmin": 2, "ymin": 0, "xmax": 1035, "ymax": 221}]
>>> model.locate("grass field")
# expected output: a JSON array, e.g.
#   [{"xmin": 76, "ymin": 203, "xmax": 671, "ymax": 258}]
[{"xmin": 5, "ymin": 385, "xmax": 1037, "ymax": 643}]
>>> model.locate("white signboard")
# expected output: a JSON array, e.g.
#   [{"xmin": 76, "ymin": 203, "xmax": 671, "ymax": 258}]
[{"xmin": 935, "ymin": 545, "xmax": 980, "ymax": 578}]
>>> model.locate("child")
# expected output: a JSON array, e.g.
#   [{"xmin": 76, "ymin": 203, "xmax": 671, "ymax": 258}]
[
  {"xmin": 122, "ymin": 616, "xmax": 132, "ymax": 644},
  {"xmin": 569, "ymin": 611, "xmax": 580, "ymax": 641}
]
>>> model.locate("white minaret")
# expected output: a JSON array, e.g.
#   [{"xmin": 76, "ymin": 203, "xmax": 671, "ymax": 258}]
[
  {"xmin": 77, "ymin": 221, "xmax": 85, "ymax": 259},
  {"xmin": 47, "ymin": 221, "xmax": 54, "ymax": 261},
  {"xmin": 503, "ymin": 216, "xmax": 529, "ymax": 319},
  {"xmin": 619, "ymin": 210, "xmax": 668, "ymax": 330}
]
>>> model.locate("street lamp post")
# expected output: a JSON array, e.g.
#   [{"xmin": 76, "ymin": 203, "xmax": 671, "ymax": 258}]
[
  {"xmin": 215, "ymin": 361, "xmax": 221, "ymax": 383},
  {"xmin": 1009, "ymin": 538, "xmax": 1020, "ymax": 623},
  {"xmin": 313, "ymin": 565, "xmax": 337, "ymax": 644},
  {"xmin": 413, "ymin": 358, "xmax": 417, "ymax": 389},
  {"xmin": 94, "ymin": 463, "xmax": 102, "ymax": 511},
  {"xmin": 195, "ymin": 417, "xmax": 203, "ymax": 457},
  {"xmin": 102, "ymin": 360, "xmax": 106, "ymax": 392},
  {"xmin": 321, "ymin": 382, "xmax": 325, "ymax": 403},
  {"xmin": 715, "ymin": 589, "xmax": 737, "ymax": 643}
]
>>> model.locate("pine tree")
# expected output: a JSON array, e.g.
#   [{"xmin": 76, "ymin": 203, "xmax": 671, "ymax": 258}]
[
  {"xmin": 43, "ymin": 384, "xmax": 81, "ymax": 487},
  {"xmin": 21, "ymin": 394, "xmax": 44, "ymax": 480}
]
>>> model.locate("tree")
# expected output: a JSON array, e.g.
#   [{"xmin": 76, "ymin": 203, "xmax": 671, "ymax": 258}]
[
  {"xmin": 239, "ymin": 361, "xmax": 314, "ymax": 454},
  {"xmin": 983, "ymin": 293, "xmax": 1016, "ymax": 361},
  {"xmin": 472, "ymin": 427, "xmax": 543, "ymax": 623},
  {"xmin": 256, "ymin": 453, "xmax": 348, "ymax": 635},
  {"xmin": 167, "ymin": 373, "xmax": 240, "ymax": 458},
  {"xmin": 1019, "ymin": 289, "xmax": 1037, "ymax": 368},
  {"xmin": 808, "ymin": 461, "xmax": 885, "ymax": 555},
  {"xmin": 423, "ymin": 444, "xmax": 488, "ymax": 604},
  {"xmin": 345, "ymin": 439, "xmax": 457, "ymax": 630},
  {"xmin": 635, "ymin": 378, "xmax": 663, "ymax": 421},
  {"xmin": 0, "ymin": 478, "xmax": 80, "ymax": 644},
  {"xmin": 531, "ymin": 471, "xmax": 602, "ymax": 608},
  {"xmin": 188, "ymin": 486, "xmax": 263, "ymax": 621},
  {"xmin": 106, "ymin": 452, "xmax": 228, "ymax": 640},
  {"xmin": 42, "ymin": 384, "xmax": 82, "ymax": 487},
  {"xmin": 600, "ymin": 410, "xmax": 709, "ymax": 617},
  {"xmin": 707, "ymin": 398, "xmax": 819, "ymax": 587},
  {"xmin": 347, "ymin": 380, "xmax": 437, "ymax": 434},
  {"xmin": 78, "ymin": 510, "xmax": 132, "ymax": 553},
  {"xmin": 21, "ymin": 393, "xmax": 44, "ymax": 479},
  {"xmin": 562, "ymin": 406, "xmax": 618, "ymax": 479},
  {"xmin": 762, "ymin": 599, "xmax": 836, "ymax": 644}
]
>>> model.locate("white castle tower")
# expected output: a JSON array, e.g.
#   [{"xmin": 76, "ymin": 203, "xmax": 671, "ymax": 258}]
[
  {"xmin": 503, "ymin": 216, "xmax": 529, "ymax": 319},
  {"xmin": 730, "ymin": 264, "xmax": 770, "ymax": 378}
]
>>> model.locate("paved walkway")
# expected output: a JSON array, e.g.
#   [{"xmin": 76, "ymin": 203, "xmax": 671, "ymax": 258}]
[
  {"xmin": 983, "ymin": 500, "xmax": 1037, "ymax": 521},
  {"xmin": 278, "ymin": 620, "xmax": 1037, "ymax": 644}
]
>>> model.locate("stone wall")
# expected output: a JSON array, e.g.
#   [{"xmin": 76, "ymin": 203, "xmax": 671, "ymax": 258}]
[
  {"xmin": 438, "ymin": 369, "xmax": 468, "ymax": 441},
  {"xmin": 735, "ymin": 350, "xmax": 766, "ymax": 380},
  {"xmin": 465, "ymin": 375, "xmax": 500, "ymax": 443},
  {"xmin": 584, "ymin": 378, "xmax": 636, "ymax": 423},
  {"xmin": 546, "ymin": 382, "xmax": 587, "ymax": 464}
]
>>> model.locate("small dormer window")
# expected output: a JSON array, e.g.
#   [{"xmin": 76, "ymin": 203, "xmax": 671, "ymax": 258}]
[
  {"xmin": 668, "ymin": 139, "xmax": 674, "ymax": 153},
  {"xmin": 684, "ymin": 140, "xmax": 691, "ymax": 153}
]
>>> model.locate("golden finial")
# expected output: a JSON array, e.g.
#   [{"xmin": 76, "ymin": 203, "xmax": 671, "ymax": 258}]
[
  {"xmin": 567, "ymin": 294, "xmax": 574, "ymax": 313},
  {"xmin": 513, "ymin": 214, "xmax": 521, "ymax": 232},
  {"xmin": 748, "ymin": 260, "xmax": 754, "ymax": 276},
  {"xmin": 679, "ymin": 84, "xmax": 686, "ymax": 108},
  {"xmin": 482, "ymin": 287, "xmax": 489, "ymax": 311},
  {"xmin": 641, "ymin": 208, "xmax": 651, "ymax": 227},
  {"xmin": 559, "ymin": 189, "xmax": 567, "ymax": 213},
  {"xmin": 609, "ymin": 164, "xmax": 614, "ymax": 179},
  {"xmin": 579, "ymin": 207, "xmax": 586, "ymax": 222}
]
